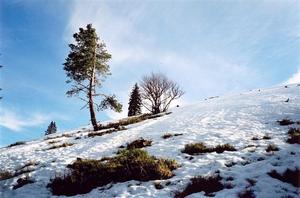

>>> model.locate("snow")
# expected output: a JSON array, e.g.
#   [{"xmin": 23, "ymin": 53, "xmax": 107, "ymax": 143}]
[{"xmin": 0, "ymin": 84, "xmax": 300, "ymax": 198}]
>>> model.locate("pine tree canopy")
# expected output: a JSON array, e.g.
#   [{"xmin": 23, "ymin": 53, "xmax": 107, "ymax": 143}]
[{"xmin": 63, "ymin": 24, "xmax": 122, "ymax": 130}]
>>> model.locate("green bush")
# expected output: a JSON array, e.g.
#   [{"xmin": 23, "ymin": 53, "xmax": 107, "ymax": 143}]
[{"xmin": 48, "ymin": 149, "xmax": 178, "ymax": 196}]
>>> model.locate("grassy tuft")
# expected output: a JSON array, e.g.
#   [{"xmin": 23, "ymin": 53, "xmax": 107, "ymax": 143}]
[
  {"xmin": 265, "ymin": 144, "xmax": 279, "ymax": 152},
  {"xmin": 182, "ymin": 142, "xmax": 236, "ymax": 155},
  {"xmin": 48, "ymin": 149, "xmax": 178, "ymax": 196},
  {"xmin": 277, "ymin": 119, "xmax": 294, "ymax": 126},
  {"xmin": 238, "ymin": 189, "xmax": 255, "ymax": 198},
  {"xmin": 126, "ymin": 138, "xmax": 152, "ymax": 149},
  {"xmin": 13, "ymin": 176, "xmax": 34, "ymax": 190},
  {"xmin": 268, "ymin": 168, "xmax": 300, "ymax": 187},
  {"xmin": 175, "ymin": 174, "xmax": 224, "ymax": 197},
  {"xmin": 0, "ymin": 170, "xmax": 14, "ymax": 181},
  {"xmin": 8, "ymin": 141, "xmax": 26, "ymax": 147},
  {"xmin": 287, "ymin": 128, "xmax": 300, "ymax": 144},
  {"xmin": 47, "ymin": 143, "xmax": 74, "ymax": 150},
  {"xmin": 162, "ymin": 133, "xmax": 183, "ymax": 139}
]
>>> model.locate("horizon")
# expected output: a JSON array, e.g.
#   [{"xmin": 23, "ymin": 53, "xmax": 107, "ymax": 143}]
[{"xmin": 1, "ymin": 0, "xmax": 300, "ymax": 146}]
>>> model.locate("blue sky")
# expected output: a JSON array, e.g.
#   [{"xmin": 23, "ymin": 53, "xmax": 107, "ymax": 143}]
[{"xmin": 0, "ymin": 0, "xmax": 299, "ymax": 147}]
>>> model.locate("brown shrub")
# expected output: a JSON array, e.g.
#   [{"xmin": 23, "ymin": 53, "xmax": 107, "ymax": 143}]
[
  {"xmin": 268, "ymin": 168, "xmax": 300, "ymax": 187},
  {"xmin": 175, "ymin": 174, "xmax": 224, "ymax": 197},
  {"xmin": 48, "ymin": 149, "xmax": 178, "ymax": 196},
  {"xmin": 182, "ymin": 142, "xmax": 236, "ymax": 155},
  {"xmin": 126, "ymin": 138, "xmax": 152, "ymax": 149},
  {"xmin": 265, "ymin": 144, "xmax": 279, "ymax": 152}
]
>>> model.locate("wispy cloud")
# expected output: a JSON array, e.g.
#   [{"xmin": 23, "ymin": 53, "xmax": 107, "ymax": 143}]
[{"xmin": 0, "ymin": 108, "xmax": 69, "ymax": 132}]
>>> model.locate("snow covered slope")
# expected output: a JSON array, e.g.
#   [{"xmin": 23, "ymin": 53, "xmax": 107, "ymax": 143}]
[{"xmin": 0, "ymin": 84, "xmax": 299, "ymax": 198}]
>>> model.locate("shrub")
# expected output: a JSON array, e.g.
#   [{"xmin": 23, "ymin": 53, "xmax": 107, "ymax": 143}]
[
  {"xmin": 0, "ymin": 170, "xmax": 14, "ymax": 181},
  {"xmin": 238, "ymin": 189, "xmax": 255, "ymax": 198},
  {"xmin": 48, "ymin": 149, "xmax": 178, "ymax": 196},
  {"xmin": 262, "ymin": 135, "xmax": 271, "ymax": 140},
  {"xmin": 47, "ymin": 143, "xmax": 74, "ymax": 150},
  {"xmin": 13, "ymin": 176, "xmax": 34, "ymax": 190},
  {"xmin": 266, "ymin": 144, "xmax": 279, "ymax": 152},
  {"xmin": 175, "ymin": 174, "xmax": 224, "ymax": 197},
  {"xmin": 88, "ymin": 127, "xmax": 126, "ymax": 138},
  {"xmin": 182, "ymin": 142, "xmax": 236, "ymax": 155},
  {"xmin": 8, "ymin": 141, "xmax": 26, "ymax": 147},
  {"xmin": 277, "ymin": 119, "xmax": 294, "ymax": 126},
  {"xmin": 251, "ymin": 137, "xmax": 260, "ymax": 141},
  {"xmin": 214, "ymin": 144, "xmax": 237, "ymax": 153},
  {"xmin": 126, "ymin": 138, "xmax": 152, "ymax": 149},
  {"xmin": 287, "ymin": 128, "xmax": 300, "ymax": 144},
  {"xmin": 162, "ymin": 133, "xmax": 183, "ymax": 139},
  {"xmin": 268, "ymin": 168, "xmax": 300, "ymax": 187},
  {"xmin": 182, "ymin": 143, "xmax": 210, "ymax": 155}
]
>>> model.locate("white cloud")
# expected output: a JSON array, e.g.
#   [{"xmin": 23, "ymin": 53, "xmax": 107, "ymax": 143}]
[
  {"xmin": 286, "ymin": 68, "xmax": 300, "ymax": 84},
  {"xmin": 65, "ymin": 0, "xmax": 266, "ymax": 116},
  {"xmin": 0, "ymin": 108, "xmax": 69, "ymax": 132}
]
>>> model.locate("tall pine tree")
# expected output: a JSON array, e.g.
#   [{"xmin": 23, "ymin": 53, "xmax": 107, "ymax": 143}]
[
  {"xmin": 45, "ymin": 121, "xmax": 57, "ymax": 135},
  {"xmin": 64, "ymin": 24, "xmax": 122, "ymax": 131},
  {"xmin": 128, "ymin": 83, "xmax": 142, "ymax": 116}
]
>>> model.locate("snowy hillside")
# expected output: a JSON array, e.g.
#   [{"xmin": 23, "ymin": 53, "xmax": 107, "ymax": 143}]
[{"xmin": 0, "ymin": 84, "xmax": 299, "ymax": 198}]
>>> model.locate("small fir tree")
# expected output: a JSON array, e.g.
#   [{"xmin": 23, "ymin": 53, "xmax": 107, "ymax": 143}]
[
  {"xmin": 45, "ymin": 121, "xmax": 57, "ymax": 135},
  {"xmin": 128, "ymin": 83, "xmax": 142, "ymax": 116}
]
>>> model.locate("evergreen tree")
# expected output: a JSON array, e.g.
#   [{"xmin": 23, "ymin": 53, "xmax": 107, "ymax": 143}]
[
  {"xmin": 45, "ymin": 121, "xmax": 57, "ymax": 135},
  {"xmin": 128, "ymin": 83, "xmax": 142, "ymax": 116},
  {"xmin": 64, "ymin": 24, "xmax": 122, "ymax": 131}
]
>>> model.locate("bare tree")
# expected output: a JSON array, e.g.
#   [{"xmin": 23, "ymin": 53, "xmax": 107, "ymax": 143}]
[{"xmin": 140, "ymin": 73, "xmax": 184, "ymax": 114}]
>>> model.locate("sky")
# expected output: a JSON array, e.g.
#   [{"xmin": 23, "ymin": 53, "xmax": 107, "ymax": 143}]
[{"xmin": 0, "ymin": 0, "xmax": 299, "ymax": 147}]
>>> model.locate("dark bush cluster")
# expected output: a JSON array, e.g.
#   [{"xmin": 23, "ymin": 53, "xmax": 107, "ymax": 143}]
[
  {"xmin": 8, "ymin": 141, "xmax": 26, "ymax": 147},
  {"xmin": 182, "ymin": 142, "xmax": 236, "ymax": 155},
  {"xmin": 287, "ymin": 128, "xmax": 300, "ymax": 144},
  {"xmin": 265, "ymin": 144, "xmax": 279, "ymax": 152},
  {"xmin": 47, "ymin": 143, "xmax": 74, "ymax": 150},
  {"xmin": 126, "ymin": 138, "xmax": 152, "ymax": 149},
  {"xmin": 48, "ymin": 149, "xmax": 178, "ymax": 196},
  {"xmin": 162, "ymin": 133, "xmax": 183, "ymax": 139},
  {"xmin": 268, "ymin": 168, "xmax": 300, "ymax": 187},
  {"xmin": 238, "ymin": 189, "xmax": 255, "ymax": 198},
  {"xmin": 0, "ymin": 170, "xmax": 14, "ymax": 181},
  {"xmin": 13, "ymin": 176, "xmax": 34, "ymax": 190},
  {"xmin": 98, "ymin": 112, "xmax": 171, "ymax": 130},
  {"xmin": 175, "ymin": 174, "xmax": 224, "ymax": 197},
  {"xmin": 277, "ymin": 119, "xmax": 294, "ymax": 126}
]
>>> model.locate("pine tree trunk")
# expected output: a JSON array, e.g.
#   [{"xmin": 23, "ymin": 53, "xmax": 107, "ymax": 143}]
[
  {"xmin": 88, "ymin": 51, "xmax": 98, "ymax": 131},
  {"xmin": 88, "ymin": 84, "xmax": 98, "ymax": 131}
]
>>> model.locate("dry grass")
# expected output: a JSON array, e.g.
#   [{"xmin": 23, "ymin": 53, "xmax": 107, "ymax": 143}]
[
  {"xmin": 0, "ymin": 170, "xmax": 14, "ymax": 181},
  {"xmin": 287, "ymin": 128, "xmax": 300, "ymax": 144},
  {"xmin": 268, "ymin": 168, "xmax": 300, "ymax": 187},
  {"xmin": 48, "ymin": 149, "xmax": 178, "ymax": 196},
  {"xmin": 162, "ymin": 133, "xmax": 183, "ymax": 139},
  {"xmin": 265, "ymin": 144, "xmax": 279, "ymax": 152},
  {"xmin": 182, "ymin": 142, "xmax": 236, "ymax": 155},
  {"xmin": 126, "ymin": 138, "xmax": 152, "ymax": 149},
  {"xmin": 175, "ymin": 174, "xmax": 224, "ymax": 197},
  {"xmin": 8, "ymin": 141, "xmax": 26, "ymax": 147},
  {"xmin": 47, "ymin": 143, "xmax": 74, "ymax": 150}
]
